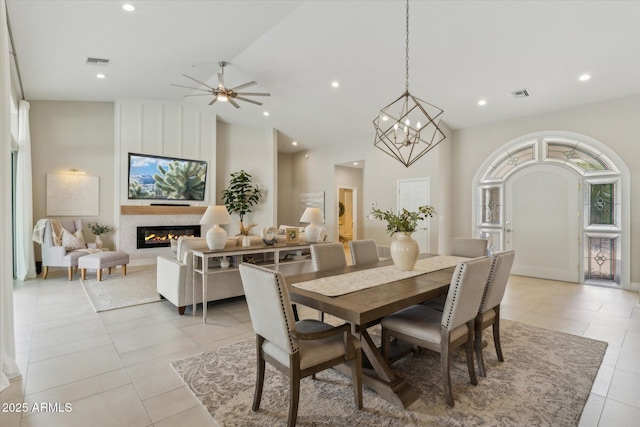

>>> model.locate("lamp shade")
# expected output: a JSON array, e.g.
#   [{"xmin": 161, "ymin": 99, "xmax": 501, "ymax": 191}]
[
  {"xmin": 299, "ymin": 207, "xmax": 324, "ymax": 224},
  {"xmin": 200, "ymin": 206, "xmax": 232, "ymax": 250},
  {"xmin": 200, "ymin": 205, "xmax": 232, "ymax": 225}
]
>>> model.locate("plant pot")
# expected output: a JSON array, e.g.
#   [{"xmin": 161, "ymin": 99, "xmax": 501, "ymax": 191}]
[
  {"xmin": 242, "ymin": 235, "xmax": 251, "ymax": 247},
  {"xmin": 390, "ymin": 232, "xmax": 419, "ymax": 271}
]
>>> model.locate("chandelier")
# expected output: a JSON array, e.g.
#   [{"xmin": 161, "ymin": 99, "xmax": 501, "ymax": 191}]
[{"xmin": 373, "ymin": 0, "xmax": 446, "ymax": 168}]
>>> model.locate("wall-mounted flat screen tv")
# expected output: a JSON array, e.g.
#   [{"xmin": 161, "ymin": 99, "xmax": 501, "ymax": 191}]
[{"xmin": 127, "ymin": 153, "xmax": 208, "ymax": 201}]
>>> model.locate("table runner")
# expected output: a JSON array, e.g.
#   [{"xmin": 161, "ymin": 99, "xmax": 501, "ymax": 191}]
[{"xmin": 292, "ymin": 255, "xmax": 470, "ymax": 297}]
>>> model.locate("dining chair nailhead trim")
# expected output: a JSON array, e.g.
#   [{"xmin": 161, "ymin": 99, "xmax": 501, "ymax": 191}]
[
  {"xmin": 479, "ymin": 254, "xmax": 500, "ymax": 311},
  {"xmin": 443, "ymin": 262, "xmax": 466, "ymax": 330}
]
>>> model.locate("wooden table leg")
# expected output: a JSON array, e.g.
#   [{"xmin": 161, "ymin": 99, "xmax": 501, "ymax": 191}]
[{"xmin": 334, "ymin": 327, "xmax": 418, "ymax": 408}]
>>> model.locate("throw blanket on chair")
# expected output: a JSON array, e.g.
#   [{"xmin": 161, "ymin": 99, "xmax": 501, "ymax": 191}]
[{"xmin": 32, "ymin": 219, "xmax": 64, "ymax": 246}]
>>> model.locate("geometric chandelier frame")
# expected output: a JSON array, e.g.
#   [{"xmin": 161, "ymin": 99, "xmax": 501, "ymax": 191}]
[{"xmin": 372, "ymin": 0, "xmax": 446, "ymax": 168}]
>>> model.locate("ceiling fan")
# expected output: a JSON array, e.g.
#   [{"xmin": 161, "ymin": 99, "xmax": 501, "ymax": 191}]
[{"xmin": 170, "ymin": 61, "xmax": 270, "ymax": 108}]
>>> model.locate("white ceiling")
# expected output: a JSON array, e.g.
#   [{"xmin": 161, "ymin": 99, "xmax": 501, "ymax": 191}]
[{"xmin": 7, "ymin": 0, "xmax": 640, "ymax": 153}]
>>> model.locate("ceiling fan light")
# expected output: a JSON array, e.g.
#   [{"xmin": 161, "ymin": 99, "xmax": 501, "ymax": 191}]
[{"xmin": 217, "ymin": 94, "xmax": 228, "ymax": 102}]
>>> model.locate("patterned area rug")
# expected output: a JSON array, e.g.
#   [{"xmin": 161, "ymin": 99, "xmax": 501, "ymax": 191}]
[
  {"xmin": 171, "ymin": 320, "xmax": 607, "ymax": 426},
  {"xmin": 80, "ymin": 268, "xmax": 160, "ymax": 312}
]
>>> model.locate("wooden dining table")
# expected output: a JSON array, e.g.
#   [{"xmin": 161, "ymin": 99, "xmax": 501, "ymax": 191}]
[{"xmin": 286, "ymin": 257, "xmax": 456, "ymax": 408}]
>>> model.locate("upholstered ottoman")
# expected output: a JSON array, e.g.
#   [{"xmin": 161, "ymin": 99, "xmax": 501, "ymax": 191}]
[{"xmin": 78, "ymin": 251, "xmax": 129, "ymax": 281}]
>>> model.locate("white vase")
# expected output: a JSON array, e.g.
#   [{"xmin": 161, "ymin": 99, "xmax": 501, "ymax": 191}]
[
  {"xmin": 390, "ymin": 232, "xmax": 419, "ymax": 271},
  {"xmin": 220, "ymin": 256, "xmax": 230, "ymax": 269},
  {"xmin": 95, "ymin": 235, "xmax": 103, "ymax": 249},
  {"xmin": 242, "ymin": 235, "xmax": 251, "ymax": 247}
]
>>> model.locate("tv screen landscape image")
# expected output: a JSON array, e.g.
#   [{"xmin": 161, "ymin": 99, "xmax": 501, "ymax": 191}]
[{"xmin": 128, "ymin": 153, "xmax": 208, "ymax": 201}]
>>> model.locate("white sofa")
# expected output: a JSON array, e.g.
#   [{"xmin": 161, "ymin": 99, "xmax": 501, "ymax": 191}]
[
  {"xmin": 157, "ymin": 236, "xmax": 244, "ymax": 315},
  {"xmin": 157, "ymin": 228, "xmax": 324, "ymax": 314}
]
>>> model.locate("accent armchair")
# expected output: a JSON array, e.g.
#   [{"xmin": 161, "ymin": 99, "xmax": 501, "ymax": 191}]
[{"xmin": 38, "ymin": 219, "xmax": 89, "ymax": 280}]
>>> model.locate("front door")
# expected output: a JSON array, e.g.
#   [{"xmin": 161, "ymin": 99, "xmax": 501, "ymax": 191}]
[{"xmin": 505, "ymin": 165, "xmax": 580, "ymax": 282}]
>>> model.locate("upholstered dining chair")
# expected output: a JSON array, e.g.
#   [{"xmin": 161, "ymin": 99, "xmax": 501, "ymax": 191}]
[
  {"xmin": 381, "ymin": 257, "xmax": 492, "ymax": 406},
  {"xmin": 424, "ymin": 237, "xmax": 489, "ymax": 312},
  {"xmin": 451, "ymin": 237, "xmax": 488, "ymax": 258},
  {"xmin": 239, "ymin": 263, "xmax": 363, "ymax": 427},
  {"xmin": 310, "ymin": 242, "xmax": 348, "ymax": 321},
  {"xmin": 475, "ymin": 250, "xmax": 515, "ymax": 377},
  {"xmin": 349, "ymin": 239, "xmax": 380, "ymax": 266},
  {"xmin": 310, "ymin": 242, "xmax": 348, "ymax": 271}
]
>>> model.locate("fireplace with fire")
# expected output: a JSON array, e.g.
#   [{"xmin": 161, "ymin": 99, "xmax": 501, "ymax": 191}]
[{"xmin": 136, "ymin": 225, "xmax": 201, "ymax": 249}]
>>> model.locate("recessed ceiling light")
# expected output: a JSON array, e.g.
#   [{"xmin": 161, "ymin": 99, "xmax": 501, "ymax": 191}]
[
  {"xmin": 263, "ymin": 111, "xmax": 269, "ymax": 117},
  {"xmin": 292, "ymin": 141, "xmax": 298, "ymax": 146},
  {"xmin": 477, "ymin": 99, "xmax": 487, "ymax": 106},
  {"xmin": 579, "ymin": 73, "xmax": 591, "ymax": 82},
  {"xmin": 381, "ymin": 115, "xmax": 388, "ymax": 121},
  {"xmin": 96, "ymin": 73, "xmax": 106, "ymax": 79},
  {"xmin": 353, "ymin": 162, "xmax": 358, "ymax": 166},
  {"xmin": 122, "ymin": 4, "xmax": 136, "ymax": 12},
  {"xmin": 331, "ymin": 81, "xmax": 339, "ymax": 88}
]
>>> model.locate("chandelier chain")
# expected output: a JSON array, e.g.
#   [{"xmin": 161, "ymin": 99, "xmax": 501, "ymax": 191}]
[{"xmin": 405, "ymin": 0, "xmax": 410, "ymax": 92}]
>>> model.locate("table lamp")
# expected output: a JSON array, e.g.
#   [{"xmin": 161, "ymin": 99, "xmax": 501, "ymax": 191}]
[
  {"xmin": 200, "ymin": 205, "xmax": 232, "ymax": 250},
  {"xmin": 299, "ymin": 207, "xmax": 324, "ymax": 243}
]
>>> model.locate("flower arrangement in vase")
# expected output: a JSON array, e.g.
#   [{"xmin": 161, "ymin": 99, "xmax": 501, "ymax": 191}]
[
  {"xmin": 371, "ymin": 205, "xmax": 436, "ymax": 270},
  {"xmin": 88, "ymin": 223, "xmax": 114, "ymax": 249}
]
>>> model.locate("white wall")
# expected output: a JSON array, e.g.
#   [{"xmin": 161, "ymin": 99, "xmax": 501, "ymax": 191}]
[
  {"xmin": 452, "ymin": 95, "xmax": 640, "ymax": 285},
  {"xmin": 114, "ymin": 99, "xmax": 217, "ymax": 260},
  {"xmin": 277, "ymin": 152, "xmax": 295, "ymax": 226},
  {"xmin": 216, "ymin": 121, "xmax": 277, "ymax": 235},
  {"xmin": 30, "ymin": 101, "xmax": 115, "ymax": 255},
  {"xmin": 290, "ymin": 123, "xmax": 453, "ymax": 247}
]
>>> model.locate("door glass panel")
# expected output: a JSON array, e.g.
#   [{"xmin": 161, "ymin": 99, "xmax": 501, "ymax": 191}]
[
  {"xmin": 478, "ymin": 229, "xmax": 502, "ymax": 255},
  {"xmin": 589, "ymin": 183, "xmax": 614, "ymax": 225},
  {"xmin": 585, "ymin": 235, "xmax": 619, "ymax": 284},
  {"xmin": 480, "ymin": 187, "xmax": 501, "ymax": 225}
]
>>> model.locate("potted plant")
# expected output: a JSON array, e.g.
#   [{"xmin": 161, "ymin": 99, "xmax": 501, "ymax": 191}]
[
  {"xmin": 371, "ymin": 205, "xmax": 436, "ymax": 270},
  {"xmin": 88, "ymin": 223, "xmax": 115, "ymax": 249},
  {"xmin": 221, "ymin": 170, "xmax": 263, "ymax": 246}
]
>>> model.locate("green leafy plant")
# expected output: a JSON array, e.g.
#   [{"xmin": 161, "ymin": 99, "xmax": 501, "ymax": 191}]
[
  {"xmin": 153, "ymin": 161, "xmax": 206, "ymax": 200},
  {"xmin": 371, "ymin": 205, "xmax": 436, "ymax": 235},
  {"xmin": 88, "ymin": 223, "xmax": 114, "ymax": 236},
  {"xmin": 221, "ymin": 170, "xmax": 263, "ymax": 223},
  {"xmin": 128, "ymin": 180, "xmax": 156, "ymax": 199}
]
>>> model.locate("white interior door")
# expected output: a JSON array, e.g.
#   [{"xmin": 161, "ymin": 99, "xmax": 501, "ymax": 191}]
[
  {"xmin": 505, "ymin": 165, "xmax": 580, "ymax": 282},
  {"xmin": 398, "ymin": 178, "xmax": 430, "ymax": 253}
]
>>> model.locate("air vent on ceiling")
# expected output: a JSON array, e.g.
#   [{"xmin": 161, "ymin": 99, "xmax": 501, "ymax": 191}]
[
  {"xmin": 85, "ymin": 57, "xmax": 111, "ymax": 66},
  {"xmin": 511, "ymin": 89, "xmax": 529, "ymax": 99}
]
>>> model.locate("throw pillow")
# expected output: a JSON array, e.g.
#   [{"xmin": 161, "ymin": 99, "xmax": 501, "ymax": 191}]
[{"xmin": 61, "ymin": 228, "xmax": 87, "ymax": 251}]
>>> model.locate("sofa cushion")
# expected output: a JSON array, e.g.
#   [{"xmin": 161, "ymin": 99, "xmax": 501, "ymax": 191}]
[
  {"xmin": 176, "ymin": 236, "xmax": 207, "ymax": 263},
  {"xmin": 61, "ymin": 228, "xmax": 86, "ymax": 251}
]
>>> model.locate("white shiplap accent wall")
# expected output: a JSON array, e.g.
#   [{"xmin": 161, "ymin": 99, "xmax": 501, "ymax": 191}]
[{"xmin": 114, "ymin": 100, "xmax": 217, "ymax": 260}]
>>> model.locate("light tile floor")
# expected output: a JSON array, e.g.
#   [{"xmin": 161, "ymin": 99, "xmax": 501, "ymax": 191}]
[{"xmin": 1, "ymin": 267, "xmax": 639, "ymax": 426}]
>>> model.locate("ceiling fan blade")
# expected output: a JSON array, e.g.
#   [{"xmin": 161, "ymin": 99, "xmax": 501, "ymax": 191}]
[
  {"xmin": 235, "ymin": 96, "xmax": 263, "ymax": 106},
  {"xmin": 182, "ymin": 74, "xmax": 216, "ymax": 90},
  {"xmin": 236, "ymin": 92, "xmax": 271, "ymax": 97},
  {"xmin": 217, "ymin": 72, "xmax": 225, "ymax": 89},
  {"xmin": 208, "ymin": 97, "xmax": 218, "ymax": 106},
  {"xmin": 170, "ymin": 83, "xmax": 211, "ymax": 92},
  {"xmin": 230, "ymin": 81, "xmax": 257, "ymax": 91},
  {"xmin": 183, "ymin": 94, "xmax": 212, "ymax": 97},
  {"xmin": 228, "ymin": 98, "xmax": 241, "ymax": 109}
]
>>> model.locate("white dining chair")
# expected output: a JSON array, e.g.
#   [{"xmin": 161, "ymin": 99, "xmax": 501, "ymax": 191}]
[
  {"xmin": 475, "ymin": 250, "xmax": 515, "ymax": 376},
  {"xmin": 239, "ymin": 263, "xmax": 362, "ymax": 426},
  {"xmin": 381, "ymin": 257, "xmax": 492, "ymax": 406},
  {"xmin": 349, "ymin": 239, "xmax": 380, "ymax": 266}
]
